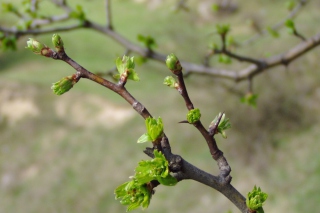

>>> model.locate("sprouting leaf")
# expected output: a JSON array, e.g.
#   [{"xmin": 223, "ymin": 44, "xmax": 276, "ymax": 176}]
[
  {"xmin": 216, "ymin": 24, "xmax": 230, "ymax": 35},
  {"xmin": 246, "ymin": 185, "xmax": 268, "ymax": 212},
  {"xmin": 137, "ymin": 34, "xmax": 157, "ymax": 50},
  {"xmin": 115, "ymin": 56, "xmax": 139, "ymax": 81},
  {"xmin": 240, "ymin": 93, "xmax": 258, "ymax": 107},
  {"xmin": 267, "ymin": 26, "xmax": 279, "ymax": 38},
  {"xmin": 137, "ymin": 133, "xmax": 150, "ymax": 143},
  {"xmin": 51, "ymin": 75, "xmax": 76, "ymax": 95},
  {"xmin": 187, "ymin": 108, "xmax": 201, "ymax": 124},
  {"xmin": 163, "ymin": 76, "xmax": 177, "ymax": 88}
]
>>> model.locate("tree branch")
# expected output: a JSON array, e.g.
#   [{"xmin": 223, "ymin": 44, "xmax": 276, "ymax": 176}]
[{"xmin": 41, "ymin": 43, "xmax": 249, "ymax": 212}]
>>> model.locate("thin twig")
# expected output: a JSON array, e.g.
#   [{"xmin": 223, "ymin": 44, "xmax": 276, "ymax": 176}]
[
  {"xmin": 106, "ymin": 0, "xmax": 113, "ymax": 29},
  {"xmin": 242, "ymin": 0, "xmax": 309, "ymax": 45}
]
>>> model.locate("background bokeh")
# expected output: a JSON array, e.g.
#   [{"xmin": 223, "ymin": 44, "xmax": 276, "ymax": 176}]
[{"xmin": 1, "ymin": 0, "xmax": 320, "ymax": 212}]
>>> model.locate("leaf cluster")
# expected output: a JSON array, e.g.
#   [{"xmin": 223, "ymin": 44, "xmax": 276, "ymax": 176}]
[
  {"xmin": 137, "ymin": 117, "xmax": 163, "ymax": 143},
  {"xmin": 115, "ymin": 150, "xmax": 177, "ymax": 211},
  {"xmin": 114, "ymin": 56, "xmax": 139, "ymax": 81},
  {"xmin": 246, "ymin": 186, "xmax": 268, "ymax": 213},
  {"xmin": 187, "ymin": 108, "xmax": 201, "ymax": 124}
]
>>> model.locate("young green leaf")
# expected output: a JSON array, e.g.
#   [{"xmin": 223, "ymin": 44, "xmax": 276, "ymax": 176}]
[
  {"xmin": 210, "ymin": 112, "xmax": 231, "ymax": 139},
  {"xmin": 187, "ymin": 108, "xmax": 201, "ymax": 124},
  {"xmin": 240, "ymin": 93, "xmax": 258, "ymax": 107},
  {"xmin": 137, "ymin": 133, "xmax": 151, "ymax": 143},
  {"xmin": 51, "ymin": 75, "xmax": 76, "ymax": 95},
  {"xmin": 115, "ymin": 56, "xmax": 139, "ymax": 82},
  {"xmin": 246, "ymin": 185, "xmax": 268, "ymax": 213},
  {"xmin": 137, "ymin": 34, "xmax": 157, "ymax": 50},
  {"xmin": 134, "ymin": 150, "xmax": 177, "ymax": 186},
  {"xmin": 216, "ymin": 24, "xmax": 230, "ymax": 36},
  {"xmin": 115, "ymin": 180, "xmax": 152, "ymax": 212},
  {"xmin": 163, "ymin": 76, "xmax": 178, "ymax": 88},
  {"xmin": 145, "ymin": 117, "xmax": 164, "ymax": 142}
]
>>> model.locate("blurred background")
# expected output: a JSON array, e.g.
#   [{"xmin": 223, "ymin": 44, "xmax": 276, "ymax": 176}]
[{"xmin": 1, "ymin": 0, "xmax": 320, "ymax": 212}]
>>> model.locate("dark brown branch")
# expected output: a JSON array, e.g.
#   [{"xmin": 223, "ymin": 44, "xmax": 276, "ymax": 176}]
[{"xmin": 45, "ymin": 45, "xmax": 248, "ymax": 212}]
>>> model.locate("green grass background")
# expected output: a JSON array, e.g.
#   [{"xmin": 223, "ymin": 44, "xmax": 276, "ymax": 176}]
[{"xmin": 1, "ymin": 0, "xmax": 320, "ymax": 212}]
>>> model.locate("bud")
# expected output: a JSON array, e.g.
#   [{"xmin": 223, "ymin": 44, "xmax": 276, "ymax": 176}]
[
  {"xmin": 246, "ymin": 185, "xmax": 268, "ymax": 213},
  {"xmin": 163, "ymin": 76, "xmax": 178, "ymax": 88},
  {"xmin": 26, "ymin": 38, "xmax": 46, "ymax": 55},
  {"xmin": 52, "ymin": 34, "xmax": 64, "ymax": 52},
  {"xmin": 51, "ymin": 75, "xmax": 76, "ymax": 95},
  {"xmin": 166, "ymin": 53, "xmax": 182, "ymax": 74},
  {"xmin": 187, "ymin": 108, "xmax": 201, "ymax": 124}
]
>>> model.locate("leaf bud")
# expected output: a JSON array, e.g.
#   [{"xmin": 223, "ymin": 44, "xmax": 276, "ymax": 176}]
[
  {"xmin": 166, "ymin": 53, "xmax": 182, "ymax": 74},
  {"xmin": 52, "ymin": 34, "xmax": 64, "ymax": 52},
  {"xmin": 187, "ymin": 108, "xmax": 201, "ymax": 124},
  {"xmin": 26, "ymin": 38, "xmax": 46, "ymax": 55},
  {"xmin": 51, "ymin": 75, "xmax": 76, "ymax": 95}
]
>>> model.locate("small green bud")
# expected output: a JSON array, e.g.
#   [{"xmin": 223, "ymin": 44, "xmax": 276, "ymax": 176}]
[
  {"xmin": 246, "ymin": 185, "xmax": 268, "ymax": 213},
  {"xmin": 285, "ymin": 0, "xmax": 296, "ymax": 11},
  {"xmin": 216, "ymin": 24, "xmax": 230, "ymax": 36},
  {"xmin": 137, "ymin": 34, "xmax": 157, "ymax": 50},
  {"xmin": 51, "ymin": 75, "xmax": 76, "ymax": 95},
  {"xmin": 166, "ymin": 53, "xmax": 182, "ymax": 74},
  {"xmin": 285, "ymin": 19, "xmax": 296, "ymax": 34},
  {"xmin": 267, "ymin": 26, "xmax": 279, "ymax": 38},
  {"xmin": 218, "ymin": 55, "xmax": 232, "ymax": 64},
  {"xmin": 26, "ymin": 38, "xmax": 46, "ymax": 55},
  {"xmin": 187, "ymin": 108, "xmax": 201, "ymax": 124},
  {"xmin": 163, "ymin": 76, "xmax": 178, "ymax": 88},
  {"xmin": 240, "ymin": 93, "xmax": 258, "ymax": 107},
  {"xmin": 52, "ymin": 34, "xmax": 64, "ymax": 51}
]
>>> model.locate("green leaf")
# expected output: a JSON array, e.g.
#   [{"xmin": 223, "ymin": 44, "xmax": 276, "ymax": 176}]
[
  {"xmin": 211, "ymin": 112, "xmax": 231, "ymax": 138},
  {"xmin": 127, "ymin": 69, "xmax": 140, "ymax": 81},
  {"xmin": 115, "ymin": 56, "xmax": 139, "ymax": 81},
  {"xmin": 70, "ymin": 5, "xmax": 86, "ymax": 23},
  {"xmin": 187, "ymin": 108, "xmax": 201, "ymax": 124},
  {"xmin": 218, "ymin": 55, "xmax": 232, "ymax": 64},
  {"xmin": 285, "ymin": 19, "xmax": 296, "ymax": 34},
  {"xmin": 51, "ymin": 75, "xmax": 76, "ymax": 95},
  {"xmin": 246, "ymin": 185, "xmax": 268, "ymax": 211},
  {"xmin": 267, "ymin": 26, "xmax": 279, "ymax": 38},
  {"xmin": 1, "ymin": 36, "xmax": 17, "ymax": 51},
  {"xmin": 137, "ymin": 34, "xmax": 157, "ymax": 50},
  {"xmin": 137, "ymin": 133, "xmax": 151, "ymax": 143},
  {"xmin": 240, "ymin": 93, "xmax": 258, "ymax": 107},
  {"xmin": 134, "ymin": 150, "xmax": 177, "ymax": 186},
  {"xmin": 145, "ymin": 117, "xmax": 163, "ymax": 142},
  {"xmin": 115, "ymin": 180, "xmax": 152, "ymax": 212},
  {"xmin": 163, "ymin": 76, "xmax": 177, "ymax": 88},
  {"xmin": 285, "ymin": 0, "xmax": 296, "ymax": 11},
  {"xmin": 216, "ymin": 24, "xmax": 230, "ymax": 35}
]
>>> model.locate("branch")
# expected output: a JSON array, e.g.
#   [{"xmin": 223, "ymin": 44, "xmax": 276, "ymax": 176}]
[
  {"xmin": 35, "ymin": 41, "xmax": 249, "ymax": 212},
  {"xmin": 105, "ymin": 0, "xmax": 113, "ymax": 29},
  {"xmin": 243, "ymin": 0, "xmax": 309, "ymax": 45}
]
